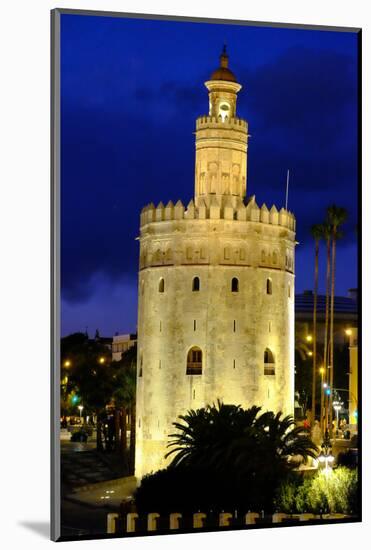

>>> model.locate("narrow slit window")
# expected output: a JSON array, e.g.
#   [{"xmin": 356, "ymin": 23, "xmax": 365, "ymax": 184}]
[
  {"xmin": 231, "ymin": 277, "xmax": 239, "ymax": 293},
  {"xmin": 266, "ymin": 278, "xmax": 272, "ymax": 295},
  {"xmin": 233, "ymin": 320, "xmax": 236, "ymax": 332},
  {"xmin": 159, "ymin": 278, "xmax": 165, "ymax": 293},
  {"xmin": 193, "ymin": 320, "xmax": 197, "ymax": 331}
]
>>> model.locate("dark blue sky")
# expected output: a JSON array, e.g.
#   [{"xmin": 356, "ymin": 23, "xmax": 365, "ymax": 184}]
[{"xmin": 60, "ymin": 13, "xmax": 359, "ymax": 337}]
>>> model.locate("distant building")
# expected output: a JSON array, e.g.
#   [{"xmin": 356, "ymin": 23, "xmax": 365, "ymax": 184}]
[
  {"xmin": 295, "ymin": 289, "xmax": 357, "ymax": 361},
  {"xmin": 112, "ymin": 333, "xmax": 137, "ymax": 361}
]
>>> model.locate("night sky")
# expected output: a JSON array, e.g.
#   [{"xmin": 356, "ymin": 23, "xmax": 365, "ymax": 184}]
[{"xmin": 60, "ymin": 13, "xmax": 358, "ymax": 337}]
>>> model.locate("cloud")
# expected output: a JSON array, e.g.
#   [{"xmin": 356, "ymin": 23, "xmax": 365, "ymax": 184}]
[
  {"xmin": 61, "ymin": 45, "xmax": 358, "ymax": 305},
  {"xmin": 61, "ymin": 275, "xmax": 138, "ymax": 335}
]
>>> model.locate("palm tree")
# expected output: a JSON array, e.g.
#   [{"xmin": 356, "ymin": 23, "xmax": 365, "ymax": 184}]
[
  {"xmin": 327, "ymin": 205, "xmax": 348, "ymax": 435},
  {"xmin": 165, "ymin": 401, "xmax": 258, "ymax": 469},
  {"xmin": 166, "ymin": 401, "xmax": 317, "ymax": 474},
  {"xmin": 322, "ymin": 222, "xmax": 332, "ymax": 432},
  {"xmin": 310, "ymin": 224, "xmax": 324, "ymax": 425}
]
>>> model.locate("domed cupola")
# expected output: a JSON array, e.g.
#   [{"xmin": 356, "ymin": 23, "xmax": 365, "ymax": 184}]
[{"xmin": 209, "ymin": 44, "xmax": 237, "ymax": 82}]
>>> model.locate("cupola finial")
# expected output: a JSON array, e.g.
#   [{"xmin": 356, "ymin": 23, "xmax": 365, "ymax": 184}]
[{"xmin": 220, "ymin": 43, "xmax": 228, "ymax": 68}]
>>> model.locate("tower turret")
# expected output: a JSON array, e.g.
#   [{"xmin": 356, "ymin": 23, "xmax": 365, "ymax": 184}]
[{"xmin": 195, "ymin": 46, "xmax": 248, "ymax": 202}]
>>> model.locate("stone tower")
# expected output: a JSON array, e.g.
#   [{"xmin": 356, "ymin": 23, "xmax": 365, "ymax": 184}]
[{"xmin": 135, "ymin": 47, "xmax": 296, "ymax": 479}]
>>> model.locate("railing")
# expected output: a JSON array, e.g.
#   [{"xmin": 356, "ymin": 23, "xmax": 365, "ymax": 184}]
[
  {"xmin": 107, "ymin": 510, "xmax": 349, "ymax": 534},
  {"xmin": 264, "ymin": 363, "xmax": 275, "ymax": 376},
  {"xmin": 186, "ymin": 362, "xmax": 202, "ymax": 375}
]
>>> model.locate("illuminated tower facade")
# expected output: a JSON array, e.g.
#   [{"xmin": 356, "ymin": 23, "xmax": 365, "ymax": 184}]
[{"xmin": 135, "ymin": 48, "xmax": 296, "ymax": 479}]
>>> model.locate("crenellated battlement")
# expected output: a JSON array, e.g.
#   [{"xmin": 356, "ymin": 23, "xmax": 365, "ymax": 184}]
[
  {"xmin": 140, "ymin": 196, "xmax": 295, "ymax": 231},
  {"xmin": 196, "ymin": 115, "xmax": 248, "ymax": 131}
]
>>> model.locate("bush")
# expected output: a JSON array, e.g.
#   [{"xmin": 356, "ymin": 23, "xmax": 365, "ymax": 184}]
[
  {"xmin": 275, "ymin": 467, "xmax": 358, "ymax": 515},
  {"xmin": 274, "ymin": 473, "xmax": 303, "ymax": 513},
  {"xmin": 135, "ymin": 464, "xmax": 287, "ymax": 515},
  {"xmin": 337, "ymin": 449, "xmax": 357, "ymax": 469}
]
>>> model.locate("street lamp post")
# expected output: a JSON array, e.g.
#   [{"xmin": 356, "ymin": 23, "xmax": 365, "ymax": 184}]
[
  {"xmin": 333, "ymin": 401, "xmax": 342, "ymax": 438},
  {"xmin": 78, "ymin": 404, "xmax": 84, "ymax": 422},
  {"xmin": 319, "ymin": 367, "xmax": 325, "ymax": 432}
]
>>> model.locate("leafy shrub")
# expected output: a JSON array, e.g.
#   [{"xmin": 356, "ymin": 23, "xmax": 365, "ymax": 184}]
[{"xmin": 275, "ymin": 467, "xmax": 358, "ymax": 515}]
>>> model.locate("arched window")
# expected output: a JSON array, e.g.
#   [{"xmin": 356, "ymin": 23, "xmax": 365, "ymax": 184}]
[
  {"xmin": 192, "ymin": 277, "xmax": 200, "ymax": 292},
  {"xmin": 231, "ymin": 277, "xmax": 239, "ymax": 293},
  {"xmin": 158, "ymin": 278, "xmax": 165, "ymax": 293},
  {"xmin": 266, "ymin": 278, "xmax": 272, "ymax": 295},
  {"xmin": 264, "ymin": 348, "xmax": 275, "ymax": 375},
  {"xmin": 186, "ymin": 347, "xmax": 202, "ymax": 375}
]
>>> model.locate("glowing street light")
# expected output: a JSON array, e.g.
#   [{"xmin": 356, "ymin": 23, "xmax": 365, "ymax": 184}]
[
  {"xmin": 306, "ymin": 335, "xmax": 313, "ymax": 342},
  {"xmin": 307, "ymin": 351, "xmax": 313, "ymax": 357},
  {"xmin": 99, "ymin": 357, "xmax": 106, "ymax": 364},
  {"xmin": 318, "ymin": 429, "xmax": 334, "ymax": 474},
  {"xmin": 345, "ymin": 328, "xmax": 352, "ymax": 337},
  {"xmin": 64, "ymin": 360, "xmax": 71, "ymax": 368},
  {"xmin": 78, "ymin": 404, "xmax": 84, "ymax": 418}
]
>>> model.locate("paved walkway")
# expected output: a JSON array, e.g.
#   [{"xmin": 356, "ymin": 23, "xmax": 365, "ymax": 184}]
[
  {"xmin": 61, "ymin": 441, "xmax": 118, "ymax": 490},
  {"xmin": 61, "ymin": 439, "xmax": 137, "ymax": 507}
]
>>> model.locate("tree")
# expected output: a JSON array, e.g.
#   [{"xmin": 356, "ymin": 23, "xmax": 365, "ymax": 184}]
[
  {"xmin": 61, "ymin": 332, "xmax": 115, "ymax": 450},
  {"xmin": 321, "ymin": 222, "xmax": 332, "ymax": 432},
  {"xmin": 111, "ymin": 344, "xmax": 137, "ymax": 470},
  {"xmin": 167, "ymin": 401, "xmax": 316, "ymax": 470},
  {"xmin": 310, "ymin": 224, "xmax": 324, "ymax": 424},
  {"xmin": 326, "ymin": 205, "xmax": 347, "ymax": 435}
]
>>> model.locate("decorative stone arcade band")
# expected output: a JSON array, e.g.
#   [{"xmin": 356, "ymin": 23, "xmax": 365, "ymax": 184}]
[{"xmin": 139, "ymin": 245, "xmax": 294, "ymax": 272}]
